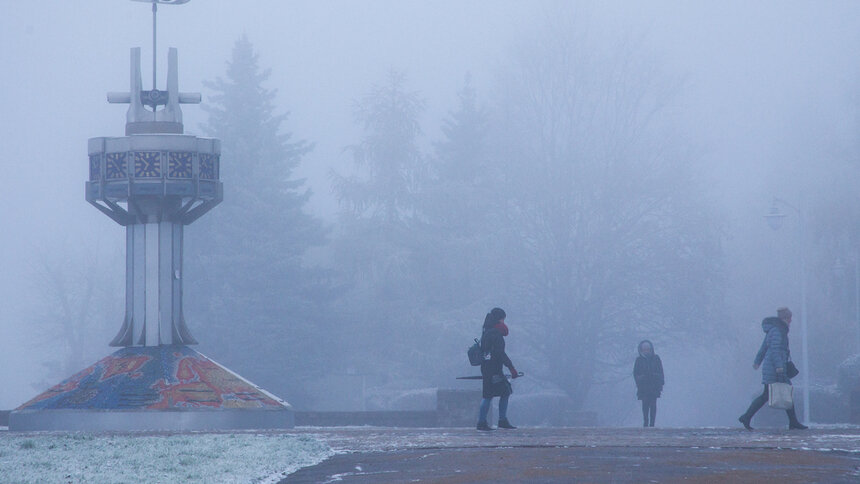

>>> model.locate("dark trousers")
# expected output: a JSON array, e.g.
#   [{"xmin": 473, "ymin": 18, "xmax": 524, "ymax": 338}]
[
  {"xmin": 641, "ymin": 397, "xmax": 657, "ymax": 427},
  {"xmin": 743, "ymin": 384, "xmax": 801, "ymax": 424}
]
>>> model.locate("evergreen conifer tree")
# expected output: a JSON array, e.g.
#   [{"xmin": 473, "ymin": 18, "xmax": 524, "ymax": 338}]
[
  {"xmin": 185, "ymin": 36, "xmax": 328, "ymax": 406},
  {"xmin": 419, "ymin": 75, "xmax": 495, "ymax": 308},
  {"xmin": 329, "ymin": 71, "xmax": 429, "ymax": 382}
]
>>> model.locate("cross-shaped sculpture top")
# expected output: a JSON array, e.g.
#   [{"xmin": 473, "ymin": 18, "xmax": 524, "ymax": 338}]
[{"xmin": 107, "ymin": 47, "xmax": 201, "ymax": 135}]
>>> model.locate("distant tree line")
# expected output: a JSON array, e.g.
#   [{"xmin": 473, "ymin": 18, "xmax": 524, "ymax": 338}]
[
  {"xmin": 27, "ymin": 11, "xmax": 860, "ymax": 419},
  {"xmin": 180, "ymin": 20, "xmax": 726, "ymax": 411}
]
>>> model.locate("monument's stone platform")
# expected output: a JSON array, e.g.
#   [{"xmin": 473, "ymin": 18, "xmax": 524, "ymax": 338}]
[{"xmin": 10, "ymin": 345, "xmax": 292, "ymax": 431}]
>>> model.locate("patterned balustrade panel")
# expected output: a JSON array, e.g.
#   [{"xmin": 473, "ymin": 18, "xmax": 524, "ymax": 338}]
[{"xmin": 87, "ymin": 134, "xmax": 221, "ymax": 203}]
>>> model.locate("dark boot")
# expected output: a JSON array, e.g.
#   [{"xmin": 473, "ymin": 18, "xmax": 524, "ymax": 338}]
[
  {"xmin": 787, "ymin": 408, "xmax": 808, "ymax": 430},
  {"xmin": 739, "ymin": 390, "xmax": 767, "ymax": 430},
  {"xmin": 498, "ymin": 418, "xmax": 517, "ymax": 429},
  {"xmin": 476, "ymin": 421, "xmax": 494, "ymax": 431}
]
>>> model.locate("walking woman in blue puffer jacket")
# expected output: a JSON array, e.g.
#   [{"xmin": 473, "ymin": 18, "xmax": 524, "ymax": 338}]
[{"xmin": 738, "ymin": 307, "xmax": 808, "ymax": 430}]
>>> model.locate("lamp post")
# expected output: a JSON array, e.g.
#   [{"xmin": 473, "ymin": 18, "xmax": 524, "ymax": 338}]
[{"xmin": 763, "ymin": 197, "xmax": 810, "ymax": 424}]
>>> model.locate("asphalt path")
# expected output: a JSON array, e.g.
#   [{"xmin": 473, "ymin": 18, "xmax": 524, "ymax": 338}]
[{"xmin": 281, "ymin": 426, "xmax": 860, "ymax": 483}]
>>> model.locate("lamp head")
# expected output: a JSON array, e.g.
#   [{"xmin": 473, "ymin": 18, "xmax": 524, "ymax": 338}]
[{"xmin": 764, "ymin": 205, "xmax": 786, "ymax": 231}]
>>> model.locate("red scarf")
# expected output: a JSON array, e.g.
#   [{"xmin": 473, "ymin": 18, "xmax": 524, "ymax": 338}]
[{"xmin": 494, "ymin": 322, "xmax": 509, "ymax": 336}]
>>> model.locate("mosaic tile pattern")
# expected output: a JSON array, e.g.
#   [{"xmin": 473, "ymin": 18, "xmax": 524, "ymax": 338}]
[{"xmin": 17, "ymin": 346, "xmax": 283, "ymax": 410}]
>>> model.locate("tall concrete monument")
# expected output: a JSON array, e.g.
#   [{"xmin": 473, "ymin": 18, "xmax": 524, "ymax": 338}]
[{"xmin": 10, "ymin": 0, "xmax": 294, "ymax": 431}]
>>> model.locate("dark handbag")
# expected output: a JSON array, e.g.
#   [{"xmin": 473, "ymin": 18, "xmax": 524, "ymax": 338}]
[{"xmin": 786, "ymin": 360, "xmax": 799, "ymax": 379}]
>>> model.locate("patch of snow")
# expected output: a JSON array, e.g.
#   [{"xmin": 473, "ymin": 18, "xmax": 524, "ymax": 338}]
[
  {"xmin": 0, "ymin": 433, "xmax": 332, "ymax": 484},
  {"xmin": 808, "ymin": 423, "xmax": 860, "ymax": 430},
  {"xmin": 831, "ymin": 448, "xmax": 860, "ymax": 454}
]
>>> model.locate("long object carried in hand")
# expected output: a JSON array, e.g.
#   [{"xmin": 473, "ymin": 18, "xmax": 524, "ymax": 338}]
[{"xmin": 456, "ymin": 372, "xmax": 524, "ymax": 380}]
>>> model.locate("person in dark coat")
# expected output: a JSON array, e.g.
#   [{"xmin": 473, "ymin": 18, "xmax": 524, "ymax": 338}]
[
  {"xmin": 633, "ymin": 340, "xmax": 664, "ymax": 427},
  {"xmin": 476, "ymin": 307, "xmax": 519, "ymax": 431},
  {"xmin": 738, "ymin": 307, "xmax": 808, "ymax": 430}
]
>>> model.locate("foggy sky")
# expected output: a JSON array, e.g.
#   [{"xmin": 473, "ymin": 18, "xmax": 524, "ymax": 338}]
[{"xmin": 2, "ymin": 0, "xmax": 860, "ymax": 423}]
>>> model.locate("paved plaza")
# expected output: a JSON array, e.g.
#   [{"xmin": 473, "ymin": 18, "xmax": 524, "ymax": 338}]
[{"xmin": 282, "ymin": 426, "xmax": 860, "ymax": 483}]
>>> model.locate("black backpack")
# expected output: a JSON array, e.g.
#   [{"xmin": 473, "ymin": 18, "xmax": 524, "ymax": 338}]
[{"xmin": 467, "ymin": 337, "xmax": 485, "ymax": 366}]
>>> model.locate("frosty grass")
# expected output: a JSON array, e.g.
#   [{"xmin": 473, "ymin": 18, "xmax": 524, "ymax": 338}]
[{"xmin": 0, "ymin": 432, "xmax": 332, "ymax": 484}]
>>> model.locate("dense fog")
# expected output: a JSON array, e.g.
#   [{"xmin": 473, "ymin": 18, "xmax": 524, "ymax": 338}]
[{"xmin": 2, "ymin": 0, "xmax": 860, "ymax": 427}]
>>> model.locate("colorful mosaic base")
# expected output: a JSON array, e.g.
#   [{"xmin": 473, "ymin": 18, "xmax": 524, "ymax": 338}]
[
  {"xmin": 105, "ymin": 152, "xmax": 127, "ymax": 179},
  {"xmin": 17, "ymin": 346, "xmax": 284, "ymax": 411},
  {"xmin": 89, "ymin": 154, "xmax": 101, "ymax": 181},
  {"xmin": 199, "ymin": 153, "xmax": 218, "ymax": 180},
  {"xmin": 134, "ymin": 151, "xmax": 161, "ymax": 178},
  {"xmin": 168, "ymin": 152, "xmax": 193, "ymax": 178}
]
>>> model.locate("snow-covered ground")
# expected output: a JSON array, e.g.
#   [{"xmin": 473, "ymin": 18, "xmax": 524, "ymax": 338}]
[
  {"xmin": 3, "ymin": 425, "xmax": 860, "ymax": 483},
  {"xmin": 0, "ymin": 432, "xmax": 332, "ymax": 484}
]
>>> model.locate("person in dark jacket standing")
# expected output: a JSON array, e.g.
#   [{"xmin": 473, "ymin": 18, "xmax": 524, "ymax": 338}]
[
  {"xmin": 738, "ymin": 307, "xmax": 808, "ymax": 430},
  {"xmin": 633, "ymin": 340, "xmax": 664, "ymax": 427},
  {"xmin": 476, "ymin": 307, "xmax": 519, "ymax": 431}
]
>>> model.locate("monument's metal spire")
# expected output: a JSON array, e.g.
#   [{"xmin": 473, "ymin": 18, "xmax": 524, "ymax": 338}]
[
  {"xmin": 88, "ymin": 0, "xmax": 221, "ymax": 347},
  {"xmin": 114, "ymin": 0, "xmax": 197, "ymax": 134},
  {"xmin": 138, "ymin": 1, "xmax": 191, "ymax": 91}
]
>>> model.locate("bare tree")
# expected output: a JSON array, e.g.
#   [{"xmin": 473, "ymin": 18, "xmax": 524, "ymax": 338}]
[
  {"xmin": 487, "ymin": 13, "xmax": 724, "ymax": 407},
  {"xmin": 29, "ymin": 239, "xmax": 122, "ymax": 388}
]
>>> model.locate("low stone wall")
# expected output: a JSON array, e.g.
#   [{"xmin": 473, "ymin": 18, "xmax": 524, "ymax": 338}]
[
  {"xmin": 0, "ymin": 388, "xmax": 600, "ymax": 429},
  {"xmin": 294, "ymin": 390, "xmax": 483, "ymax": 428},
  {"xmin": 296, "ymin": 411, "xmax": 437, "ymax": 427},
  {"xmin": 436, "ymin": 389, "xmax": 485, "ymax": 426},
  {"xmin": 294, "ymin": 389, "xmax": 598, "ymax": 428},
  {"xmin": 566, "ymin": 410, "xmax": 598, "ymax": 427}
]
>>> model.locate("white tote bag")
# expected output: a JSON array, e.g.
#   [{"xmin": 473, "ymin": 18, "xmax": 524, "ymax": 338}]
[{"xmin": 768, "ymin": 382, "xmax": 794, "ymax": 410}]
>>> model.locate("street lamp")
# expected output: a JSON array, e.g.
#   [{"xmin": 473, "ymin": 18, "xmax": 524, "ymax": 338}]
[
  {"xmin": 763, "ymin": 197, "xmax": 810, "ymax": 424},
  {"xmin": 764, "ymin": 205, "xmax": 787, "ymax": 230}
]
